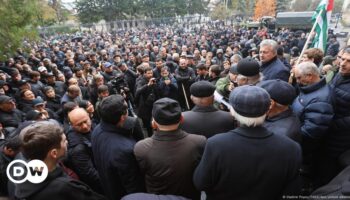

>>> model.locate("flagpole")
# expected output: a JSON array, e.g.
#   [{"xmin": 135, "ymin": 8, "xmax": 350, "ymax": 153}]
[{"xmin": 288, "ymin": 8, "xmax": 324, "ymax": 84}]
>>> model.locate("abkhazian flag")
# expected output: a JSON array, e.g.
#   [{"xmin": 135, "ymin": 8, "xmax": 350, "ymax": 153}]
[{"xmin": 311, "ymin": 0, "xmax": 334, "ymax": 52}]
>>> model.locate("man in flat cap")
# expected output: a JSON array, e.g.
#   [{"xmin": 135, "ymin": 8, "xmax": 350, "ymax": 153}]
[
  {"xmin": 101, "ymin": 62, "xmax": 120, "ymax": 83},
  {"xmin": 236, "ymin": 57, "xmax": 262, "ymax": 86},
  {"xmin": 194, "ymin": 85, "xmax": 301, "ymax": 200},
  {"xmin": 258, "ymin": 79, "xmax": 301, "ymax": 143},
  {"xmin": 0, "ymin": 95, "xmax": 24, "ymax": 131},
  {"xmin": 186, "ymin": 54, "xmax": 196, "ymax": 72},
  {"xmin": 134, "ymin": 98, "xmax": 206, "ymax": 200},
  {"xmin": 181, "ymin": 81, "xmax": 234, "ymax": 138},
  {"xmin": 46, "ymin": 72, "xmax": 65, "ymax": 97}
]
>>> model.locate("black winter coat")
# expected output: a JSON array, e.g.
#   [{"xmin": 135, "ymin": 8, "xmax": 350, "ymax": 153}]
[
  {"xmin": 193, "ymin": 126, "xmax": 302, "ymax": 200},
  {"xmin": 263, "ymin": 109, "xmax": 301, "ymax": 143},
  {"xmin": 47, "ymin": 81, "xmax": 66, "ymax": 97},
  {"xmin": 135, "ymin": 77, "xmax": 159, "ymax": 120},
  {"xmin": 67, "ymin": 127, "xmax": 103, "ymax": 194},
  {"xmin": 291, "ymin": 78, "xmax": 334, "ymax": 139},
  {"xmin": 261, "ymin": 57, "xmax": 290, "ymax": 82},
  {"xmin": 91, "ymin": 121, "xmax": 145, "ymax": 200},
  {"xmin": 15, "ymin": 166, "xmax": 106, "ymax": 200},
  {"xmin": 326, "ymin": 74, "xmax": 350, "ymax": 158},
  {"xmin": 181, "ymin": 105, "xmax": 234, "ymax": 138},
  {"xmin": 0, "ymin": 109, "xmax": 24, "ymax": 128}
]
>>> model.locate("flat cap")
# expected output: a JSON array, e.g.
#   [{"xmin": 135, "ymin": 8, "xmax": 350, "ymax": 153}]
[
  {"xmin": 323, "ymin": 55, "xmax": 336, "ymax": 66},
  {"xmin": 0, "ymin": 80, "xmax": 8, "ymax": 88},
  {"xmin": 26, "ymin": 110, "xmax": 42, "ymax": 121},
  {"xmin": 104, "ymin": 62, "xmax": 112, "ymax": 68},
  {"xmin": 257, "ymin": 79, "xmax": 296, "ymax": 105},
  {"xmin": 0, "ymin": 95, "xmax": 13, "ymax": 104},
  {"xmin": 152, "ymin": 98, "xmax": 182, "ymax": 125},
  {"xmin": 237, "ymin": 58, "xmax": 260, "ymax": 76},
  {"xmin": 229, "ymin": 85, "xmax": 270, "ymax": 117},
  {"xmin": 190, "ymin": 81, "xmax": 216, "ymax": 97},
  {"xmin": 32, "ymin": 97, "xmax": 45, "ymax": 107},
  {"xmin": 18, "ymin": 79, "xmax": 28, "ymax": 86}
]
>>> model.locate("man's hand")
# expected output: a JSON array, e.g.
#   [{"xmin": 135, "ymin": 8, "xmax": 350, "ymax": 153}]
[
  {"xmin": 40, "ymin": 109, "xmax": 49, "ymax": 119},
  {"xmin": 148, "ymin": 78, "xmax": 156, "ymax": 86}
]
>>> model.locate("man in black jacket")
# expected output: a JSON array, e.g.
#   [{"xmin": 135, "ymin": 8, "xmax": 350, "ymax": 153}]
[
  {"xmin": 181, "ymin": 81, "xmax": 234, "ymax": 138},
  {"xmin": 45, "ymin": 72, "xmax": 65, "ymax": 97},
  {"xmin": 259, "ymin": 39, "xmax": 290, "ymax": 82},
  {"xmin": 134, "ymin": 98, "xmax": 206, "ymax": 200},
  {"xmin": 135, "ymin": 66, "xmax": 159, "ymax": 137},
  {"xmin": 0, "ymin": 137, "xmax": 21, "ymax": 197},
  {"xmin": 323, "ymin": 47, "xmax": 350, "ymax": 185},
  {"xmin": 0, "ymin": 95, "xmax": 24, "ymax": 130},
  {"xmin": 15, "ymin": 121, "xmax": 106, "ymax": 200},
  {"xmin": 291, "ymin": 62, "xmax": 334, "ymax": 189},
  {"xmin": 28, "ymin": 71, "xmax": 45, "ymax": 96},
  {"xmin": 67, "ymin": 108, "xmax": 103, "ymax": 194},
  {"xmin": 175, "ymin": 58, "xmax": 195, "ymax": 110},
  {"xmin": 193, "ymin": 85, "xmax": 301, "ymax": 200},
  {"xmin": 92, "ymin": 95, "xmax": 145, "ymax": 200},
  {"xmin": 258, "ymin": 79, "xmax": 301, "ymax": 143}
]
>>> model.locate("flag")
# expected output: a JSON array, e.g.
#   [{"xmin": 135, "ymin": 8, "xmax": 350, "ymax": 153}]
[{"xmin": 311, "ymin": 0, "xmax": 334, "ymax": 52}]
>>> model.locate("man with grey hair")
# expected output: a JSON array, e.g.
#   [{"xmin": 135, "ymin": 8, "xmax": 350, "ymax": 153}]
[
  {"xmin": 230, "ymin": 54, "xmax": 242, "ymax": 65},
  {"xmin": 194, "ymin": 85, "xmax": 301, "ymax": 199},
  {"xmin": 260, "ymin": 39, "xmax": 290, "ymax": 82},
  {"xmin": 291, "ymin": 61, "xmax": 334, "ymax": 189}
]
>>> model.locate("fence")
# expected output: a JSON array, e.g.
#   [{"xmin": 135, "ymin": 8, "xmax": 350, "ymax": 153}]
[{"xmin": 38, "ymin": 15, "xmax": 241, "ymax": 36}]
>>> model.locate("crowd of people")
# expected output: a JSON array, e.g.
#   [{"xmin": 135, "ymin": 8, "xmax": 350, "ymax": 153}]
[{"xmin": 0, "ymin": 22, "xmax": 349, "ymax": 200}]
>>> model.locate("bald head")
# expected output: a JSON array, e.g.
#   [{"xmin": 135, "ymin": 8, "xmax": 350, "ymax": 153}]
[{"xmin": 68, "ymin": 108, "xmax": 91, "ymax": 133}]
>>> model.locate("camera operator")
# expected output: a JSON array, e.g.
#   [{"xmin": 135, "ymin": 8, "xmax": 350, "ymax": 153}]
[
  {"xmin": 101, "ymin": 62, "xmax": 120, "ymax": 83},
  {"xmin": 108, "ymin": 73, "xmax": 136, "ymax": 118},
  {"xmin": 117, "ymin": 62, "xmax": 137, "ymax": 98},
  {"xmin": 135, "ymin": 67, "xmax": 160, "ymax": 137}
]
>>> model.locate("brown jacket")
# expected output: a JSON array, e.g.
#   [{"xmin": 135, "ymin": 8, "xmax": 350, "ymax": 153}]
[{"xmin": 134, "ymin": 129, "xmax": 206, "ymax": 200}]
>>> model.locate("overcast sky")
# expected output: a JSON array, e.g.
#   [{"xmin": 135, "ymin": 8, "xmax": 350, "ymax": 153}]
[
  {"xmin": 61, "ymin": 0, "xmax": 75, "ymax": 10},
  {"xmin": 62, "ymin": 0, "xmax": 74, "ymax": 3}
]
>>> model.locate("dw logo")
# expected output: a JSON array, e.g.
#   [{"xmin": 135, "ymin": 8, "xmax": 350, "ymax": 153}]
[{"xmin": 6, "ymin": 160, "xmax": 48, "ymax": 184}]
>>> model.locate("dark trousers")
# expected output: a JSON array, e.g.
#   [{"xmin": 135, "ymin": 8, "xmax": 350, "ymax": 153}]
[{"xmin": 140, "ymin": 117, "xmax": 153, "ymax": 137}]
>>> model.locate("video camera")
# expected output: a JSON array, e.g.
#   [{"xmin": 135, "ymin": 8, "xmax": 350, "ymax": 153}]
[{"xmin": 109, "ymin": 73, "xmax": 130, "ymax": 96}]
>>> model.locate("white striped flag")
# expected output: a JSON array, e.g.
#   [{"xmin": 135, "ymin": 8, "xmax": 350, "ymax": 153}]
[{"xmin": 311, "ymin": 0, "xmax": 334, "ymax": 52}]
